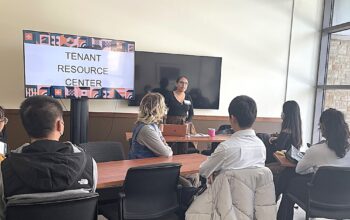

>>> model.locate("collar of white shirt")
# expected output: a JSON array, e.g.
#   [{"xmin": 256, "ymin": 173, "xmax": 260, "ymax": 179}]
[{"xmin": 231, "ymin": 129, "xmax": 256, "ymax": 137}]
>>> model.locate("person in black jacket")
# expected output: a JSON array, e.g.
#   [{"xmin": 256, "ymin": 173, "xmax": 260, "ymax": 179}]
[
  {"xmin": 0, "ymin": 96, "xmax": 97, "ymax": 220},
  {"xmin": 165, "ymin": 75, "xmax": 195, "ymax": 154},
  {"xmin": 269, "ymin": 101, "xmax": 303, "ymax": 215},
  {"xmin": 0, "ymin": 107, "xmax": 6, "ymax": 133},
  {"xmin": 266, "ymin": 100, "xmax": 303, "ymax": 163},
  {"xmin": 165, "ymin": 75, "xmax": 194, "ymax": 123},
  {"xmin": 0, "ymin": 106, "xmax": 8, "ymax": 156}
]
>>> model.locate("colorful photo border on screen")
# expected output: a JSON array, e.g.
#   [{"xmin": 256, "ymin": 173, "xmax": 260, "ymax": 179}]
[{"xmin": 23, "ymin": 30, "xmax": 135, "ymax": 100}]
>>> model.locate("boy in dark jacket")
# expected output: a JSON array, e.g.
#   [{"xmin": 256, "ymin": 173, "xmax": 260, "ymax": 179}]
[{"xmin": 0, "ymin": 96, "xmax": 97, "ymax": 219}]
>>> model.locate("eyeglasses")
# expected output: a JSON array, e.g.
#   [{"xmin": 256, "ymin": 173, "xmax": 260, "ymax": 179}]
[
  {"xmin": 178, "ymin": 81, "xmax": 188, "ymax": 85},
  {"xmin": 0, "ymin": 117, "xmax": 8, "ymax": 125}
]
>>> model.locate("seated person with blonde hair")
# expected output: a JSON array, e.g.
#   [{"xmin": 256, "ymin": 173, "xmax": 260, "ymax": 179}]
[{"xmin": 129, "ymin": 92, "xmax": 173, "ymax": 159}]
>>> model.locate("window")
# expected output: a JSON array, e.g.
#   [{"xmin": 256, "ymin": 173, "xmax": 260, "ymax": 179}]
[
  {"xmin": 332, "ymin": 0, "xmax": 350, "ymax": 25},
  {"xmin": 313, "ymin": 0, "xmax": 350, "ymax": 143},
  {"xmin": 326, "ymin": 32, "xmax": 350, "ymax": 86}
]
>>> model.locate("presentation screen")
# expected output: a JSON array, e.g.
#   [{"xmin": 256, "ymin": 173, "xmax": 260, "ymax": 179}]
[
  {"xmin": 129, "ymin": 51, "xmax": 222, "ymax": 109},
  {"xmin": 23, "ymin": 30, "xmax": 135, "ymax": 99}
]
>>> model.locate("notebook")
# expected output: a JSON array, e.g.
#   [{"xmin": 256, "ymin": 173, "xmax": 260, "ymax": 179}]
[
  {"xmin": 0, "ymin": 141, "xmax": 6, "ymax": 155},
  {"xmin": 162, "ymin": 124, "xmax": 187, "ymax": 137}
]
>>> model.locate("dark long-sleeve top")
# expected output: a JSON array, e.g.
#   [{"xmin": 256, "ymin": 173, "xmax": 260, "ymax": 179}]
[
  {"xmin": 270, "ymin": 131, "xmax": 292, "ymax": 152},
  {"xmin": 165, "ymin": 92, "xmax": 194, "ymax": 122}
]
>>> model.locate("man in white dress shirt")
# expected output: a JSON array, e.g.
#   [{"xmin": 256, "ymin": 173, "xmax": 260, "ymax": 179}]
[{"xmin": 199, "ymin": 95, "xmax": 266, "ymax": 178}]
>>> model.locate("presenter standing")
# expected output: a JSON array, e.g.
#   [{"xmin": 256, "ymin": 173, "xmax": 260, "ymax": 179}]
[
  {"xmin": 165, "ymin": 75, "xmax": 195, "ymax": 154},
  {"xmin": 0, "ymin": 107, "xmax": 7, "ymax": 135},
  {"xmin": 0, "ymin": 106, "xmax": 8, "ymax": 158}
]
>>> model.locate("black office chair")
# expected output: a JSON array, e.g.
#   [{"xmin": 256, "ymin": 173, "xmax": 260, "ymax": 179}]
[
  {"xmin": 187, "ymin": 144, "xmax": 200, "ymax": 154},
  {"xmin": 201, "ymin": 124, "xmax": 233, "ymax": 156},
  {"xmin": 287, "ymin": 166, "xmax": 350, "ymax": 219},
  {"xmin": 79, "ymin": 141, "xmax": 125, "ymax": 162},
  {"xmin": 79, "ymin": 141, "xmax": 125, "ymax": 217},
  {"xmin": 6, "ymin": 192, "xmax": 99, "ymax": 220},
  {"xmin": 99, "ymin": 163, "xmax": 182, "ymax": 220},
  {"xmin": 256, "ymin": 132, "xmax": 275, "ymax": 164}
]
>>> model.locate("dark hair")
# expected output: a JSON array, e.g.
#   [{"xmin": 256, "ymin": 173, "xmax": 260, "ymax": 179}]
[
  {"xmin": 20, "ymin": 95, "xmax": 63, "ymax": 138},
  {"xmin": 281, "ymin": 100, "xmax": 302, "ymax": 148},
  {"xmin": 176, "ymin": 75, "xmax": 188, "ymax": 83},
  {"xmin": 0, "ymin": 106, "xmax": 4, "ymax": 119},
  {"xmin": 0, "ymin": 106, "xmax": 6, "ymax": 141},
  {"xmin": 320, "ymin": 108, "xmax": 350, "ymax": 158},
  {"xmin": 228, "ymin": 95, "xmax": 257, "ymax": 128}
]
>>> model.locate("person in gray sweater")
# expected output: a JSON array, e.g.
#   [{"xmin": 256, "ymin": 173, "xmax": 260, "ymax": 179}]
[
  {"xmin": 278, "ymin": 108, "xmax": 350, "ymax": 220},
  {"xmin": 128, "ymin": 93, "xmax": 198, "ymax": 188},
  {"xmin": 128, "ymin": 92, "xmax": 173, "ymax": 159}
]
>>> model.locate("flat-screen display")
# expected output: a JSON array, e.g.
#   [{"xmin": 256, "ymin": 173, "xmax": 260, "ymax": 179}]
[
  {"xmin": 23, "ymin": 30, "xmax": 135, "ymax": 99},
  {"xmin": 129, "ymin": 51, "xmax": 222, "ymax": 109}
]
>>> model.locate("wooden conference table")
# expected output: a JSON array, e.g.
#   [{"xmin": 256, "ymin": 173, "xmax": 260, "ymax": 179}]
[
  {"xmin": 273, "ymin": 152, "xmax": 296, "ymax": 167},
  {"xmin": 97, "ymin": 153, "xmax": 207, "ymax": 189},
  {"xmin": 125, "ymin": 132, "xmax": 230, "ymax": 143}
]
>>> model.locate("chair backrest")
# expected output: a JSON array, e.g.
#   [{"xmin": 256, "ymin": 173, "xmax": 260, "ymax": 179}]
[
  {"xmin": 222, "ymin": 167, "xmax": 277, "ymax": 219},
  {"xmin": 79, "ymin": 141, "xmax": 125, "ymax": 162},
  {"xmin": 309, "ymin": 166, "xmax": 350, "ymax": 209},
  {"xmin": 256, "ymin": 133, "xmax": 274, "ymax": 163},
  {"xmin": 6, "ymin": 192, "xmax": 99, "ymax": 220},
  {"xmin": 122, "ymin": 163, "xmax": 181, "ymax": 219},
  {"xmin": 216, "ymin": 124, "xmax": 233, "ymax": 135}
]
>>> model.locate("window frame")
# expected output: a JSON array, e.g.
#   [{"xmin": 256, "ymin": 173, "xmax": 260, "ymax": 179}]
[{"xmin": 312, "ymin": 0, "xmax": 350, "ymax": 143}]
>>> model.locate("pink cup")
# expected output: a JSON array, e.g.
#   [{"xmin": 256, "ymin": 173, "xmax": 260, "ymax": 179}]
[{"xmin": 208, "ymin": 128, "xmax": 216, "ymax": 137}]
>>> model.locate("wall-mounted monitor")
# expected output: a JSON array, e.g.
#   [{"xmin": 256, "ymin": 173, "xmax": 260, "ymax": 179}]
[
  {"xmin": 129, "ymin": 51, "xmax": 222, "ymax": 109},
  {"xmin": 23, "ymin": 30, "xmax": 135, "ymax": 99}
]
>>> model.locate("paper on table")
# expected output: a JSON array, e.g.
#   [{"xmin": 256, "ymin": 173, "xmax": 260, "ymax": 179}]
[
  {"xmin": 0, "ymin": 142, "xmax": 6, "ymax": 155},
  {"xmin": 191, "ymin": 133, "xmax": 210, "ymax": 137}
]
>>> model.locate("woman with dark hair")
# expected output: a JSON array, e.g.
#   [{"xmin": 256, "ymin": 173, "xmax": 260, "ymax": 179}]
[
  {"xmin": 295, "ymin": 108, "xmax": 350, "ymax": 174},
  {"xmin": 277, "ymin": 108, "xmax": 350, "ymax": 220},
  {"xmin": 0, "ymin": 106, "xmax": 7, "ymax": 134},
  {"xmin": 0, "ymin": 106, "xmax": 8, "ymax": 151},
  {"xmin": 0, "ymin": 106, "xmax": 8, "ymax": 157},
  {"xmin": 165, "ymin": 75, "xmax": 195, "ymax": 154},
  {"xmin": 267, "ymin": 101, "xmax": 303, "ymax": 216},
  {"xmin": 266, "ymin": 100, "xmax": 302, "ymax": 163}
]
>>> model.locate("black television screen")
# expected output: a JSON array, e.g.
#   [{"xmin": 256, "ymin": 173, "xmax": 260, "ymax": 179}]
[
  {"xmin": 129, "ymin": 51, "xmax": 222, "ymax": 109},
  {"xmin": 23, "ymin": 30, "xmax": 135, "ymax": 99}
]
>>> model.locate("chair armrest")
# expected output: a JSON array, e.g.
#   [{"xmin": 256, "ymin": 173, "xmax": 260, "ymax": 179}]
[
  {"xmin": 118, "ymin": 192, "xmax": 126, "ymax": 199},
  {"xmin": 307, "ymin": 182, "xmax": 314, "ymax": 187},
  {"xmin": 177, "ymin": 184, "xmax": 182, "ymax": 207},
  {"xmin": 118, "ymin": 192, "xmax": 125, "ymax": 220}
]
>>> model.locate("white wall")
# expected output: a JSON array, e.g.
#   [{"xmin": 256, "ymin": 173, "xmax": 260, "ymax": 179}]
[
  {"xmin": 0, "ymin": 0, "xmax": 322, "ymax": 142},
  {"xmin": 286, "ymin": 0, "xmax": 323, "ymax": 146}
]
